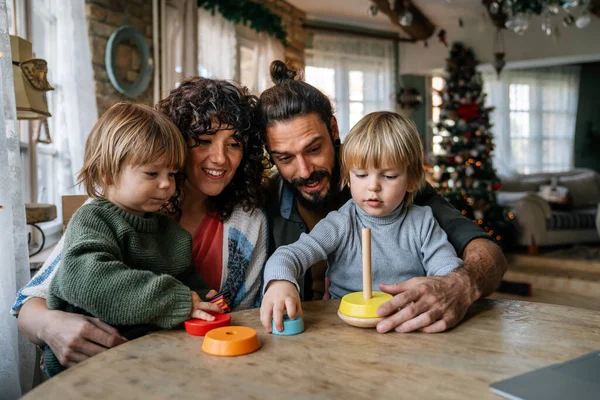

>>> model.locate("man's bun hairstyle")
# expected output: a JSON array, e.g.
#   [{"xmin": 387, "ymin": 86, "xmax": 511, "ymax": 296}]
[{"xmin": 259, "ymin": 60, "xmax": 334, "ymax": 138}]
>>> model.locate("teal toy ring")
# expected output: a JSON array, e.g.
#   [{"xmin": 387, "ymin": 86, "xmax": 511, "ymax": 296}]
[{"xmin": 272, "ymin": 315, "xmax": 304, "ymax": 336}]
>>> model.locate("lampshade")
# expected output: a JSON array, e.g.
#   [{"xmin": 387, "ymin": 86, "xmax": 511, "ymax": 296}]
[{"xmin": 10, "ymin": 35, "xmax": 53, "ymax": 120}]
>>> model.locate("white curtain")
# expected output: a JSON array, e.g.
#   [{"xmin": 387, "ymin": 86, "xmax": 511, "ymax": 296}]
[
  {"xmin": 52, "ymin": 0, "xmax": 98, "ymax": 197},
  {"xmin": 483, "ymin": 66, "xmax": 580, "ymax": 176},
  {"xmin": 306, "ymin": 33, "xmax": 395, "ymax": 138},
  {"xmin": 0, "ymin": 0, "xmax": 33, "ymax": 397},
  {"xmin": 256, "ymin": 32, "xmax": 284, "ymax": 93},
  {"xmin": 160, "ymin": 0, "xmax": 198, "ymax": 98},
  {"xmin": 197, "ymin": 7, "xmax": 236, "ymax": 80}
]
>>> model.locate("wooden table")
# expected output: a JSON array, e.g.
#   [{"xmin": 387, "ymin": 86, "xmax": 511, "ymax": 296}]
[{"xmin": 24, "ymin": 299, "xmax": 600, "ymax": 399}]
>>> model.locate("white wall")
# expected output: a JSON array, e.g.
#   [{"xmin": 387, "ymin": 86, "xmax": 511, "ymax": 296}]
[{"xmin": 399, "ymin": 15, "xmax": 600, "ymax": 74}]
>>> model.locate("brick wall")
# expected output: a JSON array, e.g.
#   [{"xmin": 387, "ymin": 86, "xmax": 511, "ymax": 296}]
[
  {"xmin": 85, "ymin": 0, "xmax": 154, "ymax": 116},
  {"xmin": 256, "ymin": 0, "xmax": 307, "ymax": 71},
  {"xmin": 84, "ymin": 0, "xmax": 304, "ymax": 116}
]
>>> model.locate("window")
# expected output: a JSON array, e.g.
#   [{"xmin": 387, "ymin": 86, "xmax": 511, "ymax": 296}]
[
  {"xmin": 8, "ymin": 0, "xmax": 64, "ymax": 249},
  {"xmin": 28, "ymin": 0, "xmax": 64, "ymax": 244},
  {"xmin": 483, "ymin": 66, "xmax": 580, "ymax": 175},
  {"xmin": 10, "ymin": 0, "xmax": 95, "ymax": 250},
  {"xmin": 305, "ymin": 33, "xmax": 395, "ymax": 140},
  {"xmin": 431, "ymin": 76, "xmax": 445, "ymax": 155}
]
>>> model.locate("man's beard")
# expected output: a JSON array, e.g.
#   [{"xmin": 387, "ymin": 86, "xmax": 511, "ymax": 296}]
[{"xmin": 290, "ymin": 156, "xmax": 341, "ymax": 213}]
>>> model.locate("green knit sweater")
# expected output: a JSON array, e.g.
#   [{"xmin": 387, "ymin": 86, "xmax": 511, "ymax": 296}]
[
  {"xmin": 45, "ymin": 199, "xmax": 208, "ymax": 376},
  {"xmin": 47, "ymin": 199, "xmax": 207, "ymax": 328}
]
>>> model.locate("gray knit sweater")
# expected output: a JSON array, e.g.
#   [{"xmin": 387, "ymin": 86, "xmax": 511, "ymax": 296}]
[{"xmin": 264, "ymin": 199, "xmax": 463, "ymax": 299}]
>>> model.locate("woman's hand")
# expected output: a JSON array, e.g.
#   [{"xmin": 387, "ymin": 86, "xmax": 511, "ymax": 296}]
[
  {"xmin": 44, "ymin": 311, "xmax": 128, "ymax": 367},
  {"xmin": 260, "ymin": 280, "xmax": 302, "ymax": 333},
  {"xmin": 189, "ymin": 291, "xmax": 223, "ymax": 320},
  {"xmin": 18, "ymin": 298, "xmax": 127, "ymax": 368}
]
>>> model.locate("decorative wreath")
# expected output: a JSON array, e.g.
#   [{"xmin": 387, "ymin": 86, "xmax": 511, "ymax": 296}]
[{"xmin": 105, "ymin": 25, "xmax": 153, "ymax": 99}]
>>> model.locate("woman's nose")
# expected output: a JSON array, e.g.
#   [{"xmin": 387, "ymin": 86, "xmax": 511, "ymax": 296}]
[{"xmin": 210, "ymin": 143, "xmax": 227, "ymax": 164}]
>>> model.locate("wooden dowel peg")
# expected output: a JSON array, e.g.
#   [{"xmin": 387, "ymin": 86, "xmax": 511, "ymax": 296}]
[{"xmin": 362, "ymin": 228, "xmax": 372, "ymax": 300}]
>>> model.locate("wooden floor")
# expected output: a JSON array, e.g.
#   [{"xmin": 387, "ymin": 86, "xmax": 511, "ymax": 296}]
[{"xmin": 491, "ymin": 253, "xmax": 600, "ymax": 311}]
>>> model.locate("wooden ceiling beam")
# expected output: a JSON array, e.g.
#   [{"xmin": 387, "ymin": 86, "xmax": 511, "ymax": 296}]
[{"xmin": 370, "ymin": 0, "xmax": 436, "ymax": 41}]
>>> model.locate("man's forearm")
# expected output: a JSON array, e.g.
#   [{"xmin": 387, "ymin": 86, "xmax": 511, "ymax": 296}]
[
  {"xmin": 454, "ymin": 238, "xmax": 507, "ymax": 300},
  {"xmin": 17, "ymin": 297, "xmax": 51, "ymax": 346}
]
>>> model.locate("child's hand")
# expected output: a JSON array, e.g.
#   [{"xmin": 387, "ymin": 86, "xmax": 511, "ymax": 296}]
[
  {"xmin": 260, "ymin": 280, "xmax": 302, "ymax": 333},
  {"xmin": 189, "ymin": 291, "xmax": 223, "ymax": 321}
]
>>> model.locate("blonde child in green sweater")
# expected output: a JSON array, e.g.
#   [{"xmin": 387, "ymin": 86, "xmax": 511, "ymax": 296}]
[{"xmin": 44, "ymin": 103, "xmax": 222, "ymax": 376}]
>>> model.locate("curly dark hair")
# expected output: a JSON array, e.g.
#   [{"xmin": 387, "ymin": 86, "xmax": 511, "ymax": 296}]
[{"xmin": 157, "ymin": 77, "xmax": 267, "ymax": 221}]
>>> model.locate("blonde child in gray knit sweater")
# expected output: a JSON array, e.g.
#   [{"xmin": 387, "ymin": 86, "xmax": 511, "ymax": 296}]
[{"xmin": 261, "ymin": 111, "xmax": 463, "ymax": 332}]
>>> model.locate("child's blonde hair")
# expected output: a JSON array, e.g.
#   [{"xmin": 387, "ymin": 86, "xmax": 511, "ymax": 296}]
[
  {"xmin": 78, "ymin": 102, "xmax": 186, "ymax": 198},
  {"xmin": 341, "ymin": 111, "xmax": 425, "ymax": 205}
]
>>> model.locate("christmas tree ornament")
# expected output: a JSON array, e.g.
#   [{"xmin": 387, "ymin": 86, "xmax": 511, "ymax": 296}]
[
  {"xmin": 563, "ymin": 14, "xmax": 575, "ymax": 27},
  {"xmin": 492, "ymin": 29, "xmax": 506, "ymax": 78},
  {"xmin": 400, "ymin": 10, "xmax": 414, "ymax": 26},
  {"xmin": 368, "ymin": 3, "xmax": 379, "ymax": 17},
  {"xmin": 575, "ymin": 10, "xmax": 591, "ymax": 28},
  {"xmin": 437, "ymin": 29, "xmax": 448, "ymax": 47}
]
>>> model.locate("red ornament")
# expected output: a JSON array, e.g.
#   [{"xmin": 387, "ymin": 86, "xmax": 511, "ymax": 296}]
[
  {"xmin": 456, "ymin": 103, "xmax": 480, "ymax": 121},
  {"xmin": 493, "ymin": 182, "xmax": 501, "ymax": 190},
  {"xmin": 465, "ymin": 131, "xmax": 472, "ymax": 138}
]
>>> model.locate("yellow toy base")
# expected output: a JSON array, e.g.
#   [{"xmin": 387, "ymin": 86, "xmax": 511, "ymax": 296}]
[
  {"xmin": 338, "ymin": 291, "xmax": 393, "ymax": 318},
  {"xmin": 337, "ymin": 310, "xmax": 384, "ymax": 328}
]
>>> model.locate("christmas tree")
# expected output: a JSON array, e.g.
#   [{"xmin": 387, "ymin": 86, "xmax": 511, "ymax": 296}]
[{"xmin": 430, "ymin": 42, "xmax": 515, "ymax": 248}]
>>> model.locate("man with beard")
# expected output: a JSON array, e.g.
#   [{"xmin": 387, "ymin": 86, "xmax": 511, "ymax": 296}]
[{"xmin": 259, "ymin": 60, "xmax": 506, "ymax": 334}]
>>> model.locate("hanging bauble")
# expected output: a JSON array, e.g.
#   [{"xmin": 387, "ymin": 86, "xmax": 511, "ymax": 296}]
[
  {"xmin": 488, "ymin": 2, "xmax": 500, "ymax": 15},
  {"xmin": 400, "ymin": 11, "xmax": 414, "ymax": 26},
  {"xmin": 368, "ymin": 4, "xmax": 379, "ymax": 17},
  {"xmin": 466, "ymin": 166, "xmax": 475, "ymax": 176},
  {"xmin": 493, "ymin": 52, "xmax": 506, "ymax": 78},
  {"xmin": 455, "ymin": 155, "xmax": 463, "ymax": 164},
  {"xmin": 562, "ymin": 1, "xmax": 580, "ymax": 9},
  {"xmin": 547, "ymin": 3, "xmax": 560, "ymax": 14},
  {"xmin": 575, "ymin": 11, "xmax": 591, "ymax": 29},
  {"xmin": 470, "ymin": 149, "xmax": 479, "ymax": 157},
  {"xmin": 474, "ymin": 209, "xmax": 484, "ymax": 220},
  {"xmin": 493, "ymin": 182, "xmax": 502, "ymax": 190},
  {"xmin": 563, "ymin": 14, "xmax": 575, "ymax": 27}
]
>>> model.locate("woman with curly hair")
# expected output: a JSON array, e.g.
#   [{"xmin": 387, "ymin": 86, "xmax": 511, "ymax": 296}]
[{"xmin": 12, "ymin": 77, "xmax": 269, "ymax": 369}]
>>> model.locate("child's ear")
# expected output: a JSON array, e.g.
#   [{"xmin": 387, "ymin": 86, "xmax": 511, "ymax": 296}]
[{"xmin": 102, "ymin": 175, "xmax": 114, "ymax": 187}]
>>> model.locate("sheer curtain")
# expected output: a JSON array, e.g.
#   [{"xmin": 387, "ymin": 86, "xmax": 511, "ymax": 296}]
[
  {"xmin": 197, "ymin": 7, "xmax": 236, "ymax": 80},
  {"xmin": 255, "ymin": 32, "xmax": 284, "ymax": 93},
  {"xmin": 30, "ymin": 0, "xmax": 98, "ymax": 224},
  {"xmin": 0, "ymin": 0, "xmax": 32, "ymax": 397},
  {"xmin": 160, "ymin": 0, "xmax": 198, "ymax": 98},
  {"xmin": 306, "ymin": 33, "xmax": 395, "ymax": 138},
  {"xmin": 51, "ymin": 0, "xmax": 98, "ymax": 197},
  {"xmin": 483, "ymin": 66, "xmax": 580, "ymax": 176}
]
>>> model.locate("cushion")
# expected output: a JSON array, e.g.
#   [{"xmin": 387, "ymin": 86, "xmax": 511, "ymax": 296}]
[
  {"xmin": 538, "ymin": 184, "xmax": 571, "ymax": 209},
  {"xmin": 496, "ymin": 191, "xmax": 531, "ymax": 207},
  {"xmin": 558, "ymin": 171, "xmax": 600, "ymax": 208},
  {"xmin": 546, "ymin": 207, "xmax": 597, "ymax": 230},
  {"xmin": 500, "ymin": 176, "xmax": 550, "ymax": 192}
]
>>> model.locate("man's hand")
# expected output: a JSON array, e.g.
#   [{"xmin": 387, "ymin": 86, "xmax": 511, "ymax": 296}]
[
  {"xmin": 42, "ymin": 310, "xmax": 128, "ymax": 367},
  {"xmin": 375, "ymin": 272, "xmax": 475, "ymax": 334},
  {"xmin": 260, "ymin": 280, "xmax": 303, "ymax": 332}
]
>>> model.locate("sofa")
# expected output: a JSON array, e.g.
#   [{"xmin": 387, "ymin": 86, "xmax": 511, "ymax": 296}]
[{"xmin": 497, "ymin": 168, "xmax": 600, "ymax": 247}]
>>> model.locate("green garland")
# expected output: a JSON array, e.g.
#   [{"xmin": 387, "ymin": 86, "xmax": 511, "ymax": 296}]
[{"xmin": 197, "ymin": 0, "xmax": 288, "ymax": 45}]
